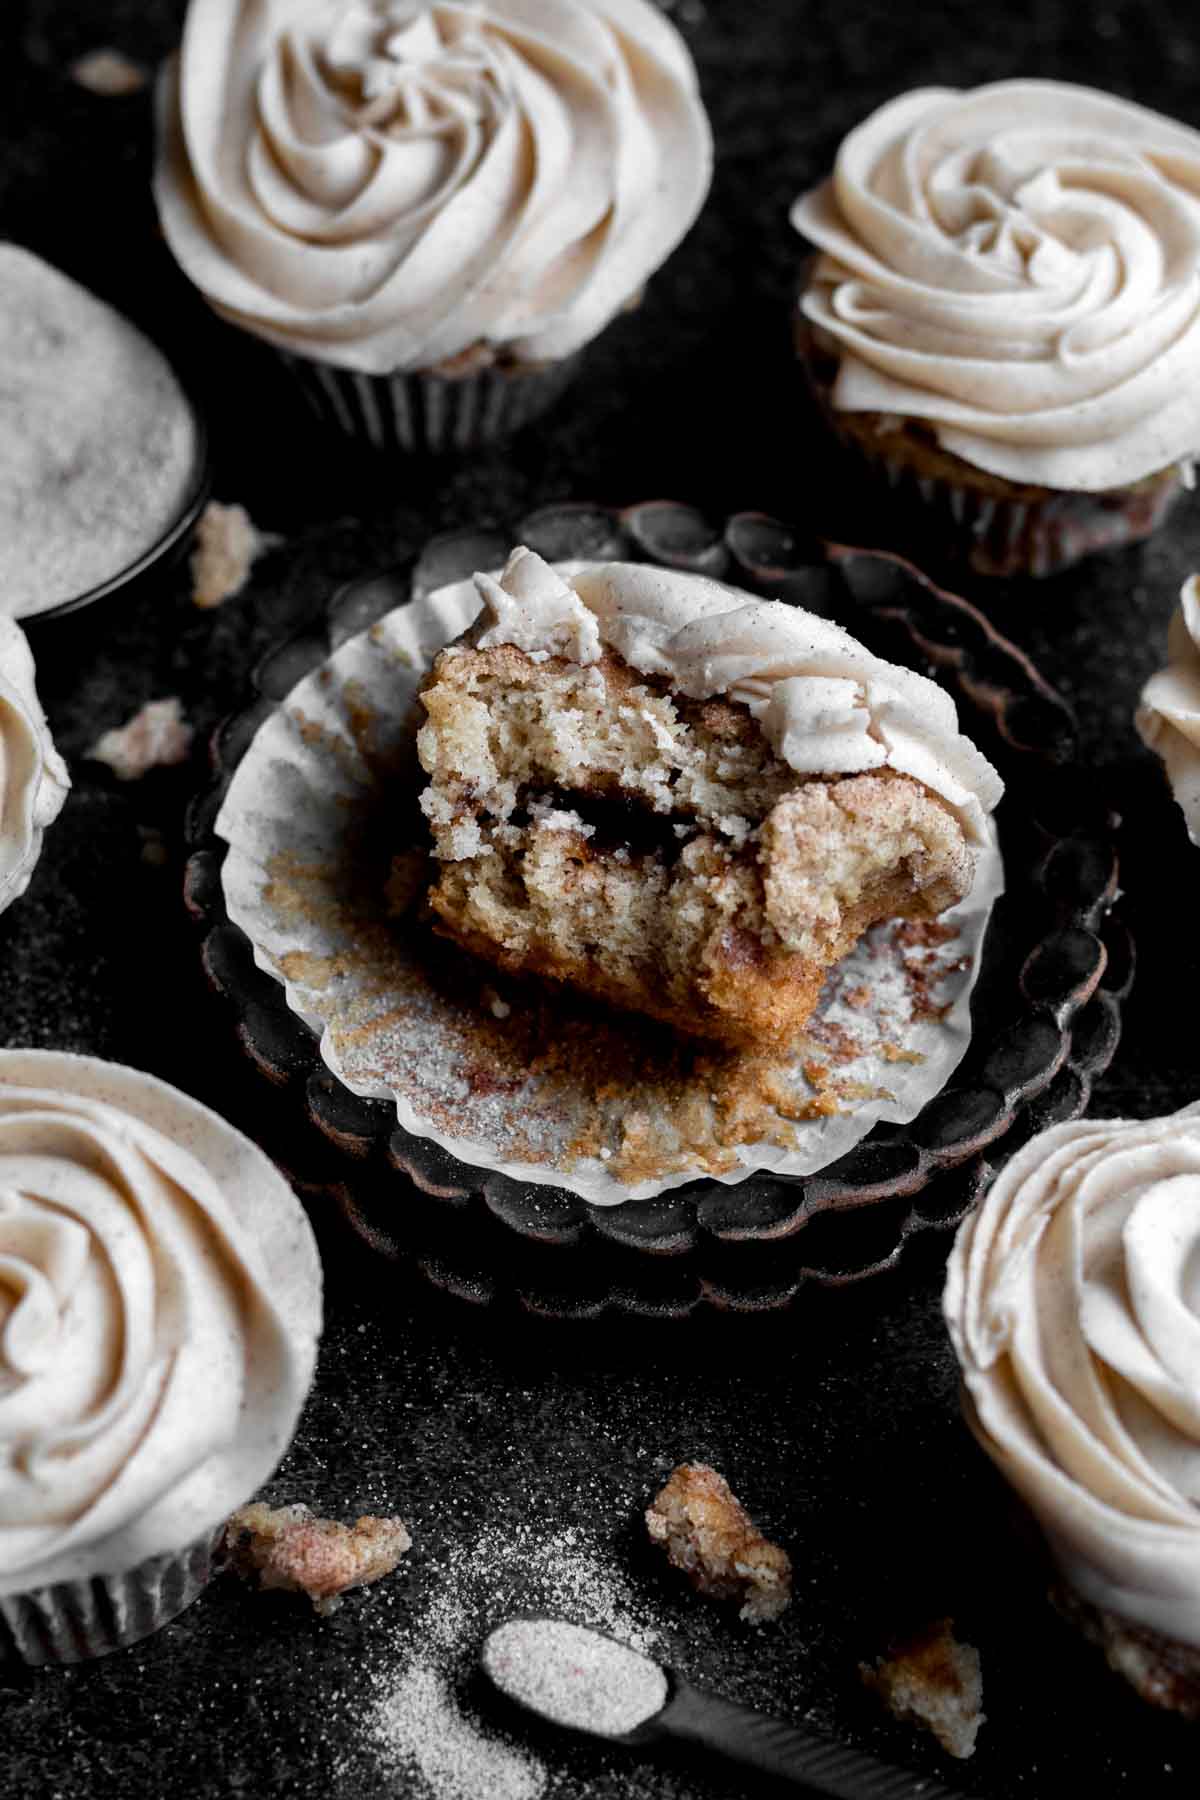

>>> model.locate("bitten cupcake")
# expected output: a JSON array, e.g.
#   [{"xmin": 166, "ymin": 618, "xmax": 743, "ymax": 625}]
[
  {"xmin": 791, "ymin": 82, "xmax": 1200, "ymax": 578},
  {"xmin": 944, "ymin": 1107, "xmax": 1200, "ymax": 1714},
  {"xmin": 0, "ymin": 617, "xmax": 69, "ymax": 915},
  {"xmin": 1136, "ymin": 573, "xmax": 1200, "ymax": 844},
  {"xmin": 0, "ymin": 1051, "xmax": 322, "ymax": 1664},
  {"xmin": 417, "ymin": 547, "xmax": 1002, "ymax": 1049},
  {"xmin": 154, "ymin": 0, "xmax": 712, "ymax": 453}
]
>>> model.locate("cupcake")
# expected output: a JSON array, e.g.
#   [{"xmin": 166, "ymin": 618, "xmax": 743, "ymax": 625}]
[
  {"xmin": 417, "ymin": 547, "xmax": 1003, "ymax": 1048},
  {"xmin": 0, "ymin": 617, "xmax": 69, "ymax": 915},
  {"xmin": 0, "ymin": 246, "xmax": 205, "ymax": 620},
  {"xmin": 1136, "ymin": 573, "xmax": 1200, "ymax": 843},
  {"xmin": 790, "ymin": 82, "xmax": 1200, "ymax": 578},
  {"xmin": 944, "ymin": 1107, "xmax": 1200, "ymax": 1714},
  {"xmin": 0, "ymin": 1051, "xmax": 322, "ymax": 1664},
  {"xmin": 154, "ymin": 0, "xmax": 713, "ymax": 454}
]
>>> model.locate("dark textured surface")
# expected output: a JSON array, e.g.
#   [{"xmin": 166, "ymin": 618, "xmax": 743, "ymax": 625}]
[{"xmin": 4, "ymin": 2, "xmax": 1200, "ymax": 1797}]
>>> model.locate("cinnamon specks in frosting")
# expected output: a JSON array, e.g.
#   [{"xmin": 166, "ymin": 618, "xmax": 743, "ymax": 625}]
[{"xmin": 793, "ymin": 81, "xmax": 1200, "ymax": 491}]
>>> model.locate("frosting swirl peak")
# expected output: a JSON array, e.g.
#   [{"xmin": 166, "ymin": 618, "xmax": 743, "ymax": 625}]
[
  {"xmin": 792, "ymin": 81, "xmax": 1200, "ymax": 490},
  {"xmin": 155, "ymin": 0, "xmax": 712, "ymax": 371},
  {"xmin": 945, "ymin": 1106, "xmax": 1200, "ymax": 1648}
]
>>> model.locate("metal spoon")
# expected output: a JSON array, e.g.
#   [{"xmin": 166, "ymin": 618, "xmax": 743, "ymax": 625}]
[{"xmin": 481, "ymin": 1616, "xmax": 965, "ymax": 1797}]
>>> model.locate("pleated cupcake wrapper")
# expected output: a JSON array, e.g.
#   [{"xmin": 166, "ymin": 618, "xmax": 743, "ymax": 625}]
[
  {"xmin": 276, "ymin": 350, "xmax": 581, "ymax": 454},
  {"xmin": 857, "ymin": 430, "xmax": 1184, "ymax": 579},
  {"xmin": 801, "ymin": 345, "xmax": 1183, "ymax": 579},
  {"xmin": 215, "ymin": 579, "xmax": 1005, "ymax": 1205},
  {"xmin": 0, "ymin": 1528, "xmax": 220, "ymax": 1666}
]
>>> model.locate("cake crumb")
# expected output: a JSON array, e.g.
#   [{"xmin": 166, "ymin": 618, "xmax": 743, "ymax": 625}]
[
  {"xmin": 190, "ymin": 500, "xmax": 281, "ymax": 608},
  {"xmin": 860, "ymin": 1618, "xmax": 984, "ymax": 1759},
  {"xmin": 86, "ymin": 697, "xmax": 193, "ymax": 780},
  {"xmin": 645, "ymin": 1462, "xmax": 791, "ymax": 1624},
  {"xmin": 70, "ymin": 48, "xmax": 148, "ymax": 94},
  {"xmin": 223, "ymin": 1501, "xmax": 412, "ymax": 1616}
]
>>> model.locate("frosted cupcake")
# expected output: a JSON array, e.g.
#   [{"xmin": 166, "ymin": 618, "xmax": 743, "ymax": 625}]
[
  {"xmin": 791, "ymin": 82, "xmax": 1200, "ymax": 578},
  {"xmin": 0, "ymin": 617, "xmax": 69, "ymax": 915},
  {"xmin": 1136, "ymin": 574, "xmax": 1200, "ymax": 843},
  {"xmin": 154, "ymin": 0, "xmax": 712, "ymax": 453},
  {"xmin": 0, "ymin": 1051, "xmax": 322, "ymax": 1664},
  {"xmin": 944, "ymin": 1107, "xmax": 1200, "ymax": 1714}
]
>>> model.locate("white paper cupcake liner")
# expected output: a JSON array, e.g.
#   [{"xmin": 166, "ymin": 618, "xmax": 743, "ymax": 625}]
[
  {"xmin": 216, "ymin": 572, "xmax": 1004, "ymax": 1205},
  {"xmin": 275, "ymin": 350, "xmax": 582, "ymax": 455},
  {"xmin": 0, "ymin": 1528, "xmax": 220, "ymax": 1666}
]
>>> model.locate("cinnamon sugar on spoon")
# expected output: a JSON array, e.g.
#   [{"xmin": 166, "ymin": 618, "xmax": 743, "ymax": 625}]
[{"xmin": 645, "ymin": 1463, "xmax": 791, "ymax": 1624}]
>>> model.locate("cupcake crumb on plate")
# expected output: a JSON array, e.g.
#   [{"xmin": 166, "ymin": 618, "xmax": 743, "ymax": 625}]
[
  {"xmin": 645, "ymin": 1462, "xmax": 791, "ymax": 1624},
  {"xmin": 860, "ymin": 1618, "xmax": 984, "ymax": 1760},
  {"xmin": 190, "ymin": 500, "xmax": 281, "ymax": 609},
  {"xmin": 69, "ymin": 48, "xmax": 148, "ymax": 94},
  {"xmin": 86, "ymin": 696, "xmax": 193, "ymax": 779},
  {"xmin": 224, "ymin": 1502, "xmax": 412, "ymax": 1616}
]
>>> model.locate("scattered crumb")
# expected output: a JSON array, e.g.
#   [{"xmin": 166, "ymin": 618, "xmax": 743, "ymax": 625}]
[
  {"xmin": 69, "ymin": 48, "xmax": 148, "ymax": 94},
  {"xmin": 645, "ymin": 1463, "xmax": 791, "ymax": 1624},
  {"xmin": 223, "ymin": 1501, "xmax": 412, "ymax": 1617},
  {"xmin": 860, "ymin": 1618, "xmax": 984, "ymax": 1760},
  {"xmin": 481, "ymin": 986, "xmax": 512, "ymax": 1021},
  {"xmin": 137, "ymin": 824, "xmax": 168, "ymax": 867},
  {"xmin": 842, "ymin": 985, "xmax": 872, "ymax": 1010},
  {"xmin": 86, "ymin": 697, "xmax": 193, "ymax": 780},
  {"xmin": 190, "ymin": 500, "xmax": 281, "ymax": 608}
]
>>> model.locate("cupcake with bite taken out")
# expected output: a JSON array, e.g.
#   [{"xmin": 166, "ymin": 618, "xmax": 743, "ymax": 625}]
[
  {"xmin": 791, "ymin": 81, "xmax": 1200, "ymax": 578},
  {"xmin": 154, "ymin": 0, "xmax": 712, "ymax": 454}
]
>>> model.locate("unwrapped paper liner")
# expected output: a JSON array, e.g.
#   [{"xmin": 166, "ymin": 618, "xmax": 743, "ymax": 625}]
[{"xmin": 217, "ymin": 572, "xmax": 1004, "ymax": 1204}]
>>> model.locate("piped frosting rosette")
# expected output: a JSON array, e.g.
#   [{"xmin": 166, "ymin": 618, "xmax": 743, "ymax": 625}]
[
  {"xmin": 945, "ymin": 1106, "xmax": 1200, "ymax": 1649},
  {"xmin": 0, "ymin": 618, "xmax": 68, "ymax": 916},
  {"xmin": 0, "ymin": 1052, "xmax": 321, "ymax": 1662},
  {"xmin": 792, "ymin": 80, "xmax": 1200, "ymax": 493},
  {"xmin": 155, "ymin": 0, "xmax": 712, "ymax": 373},
  {"xmin": 1136, "ymin": 574, "xmax": 1200, "ymax": 844}
]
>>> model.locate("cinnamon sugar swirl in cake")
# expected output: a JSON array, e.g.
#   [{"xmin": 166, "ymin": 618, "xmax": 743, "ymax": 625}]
[{"xmin": 417, "ymin": 550, "xmax": 1002, "ymax": 1050}]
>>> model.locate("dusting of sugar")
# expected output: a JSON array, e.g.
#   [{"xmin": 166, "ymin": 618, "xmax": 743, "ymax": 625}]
[{"xmin": 361, "ymin": 1521, "xmax": 667, "ymax": 1800}]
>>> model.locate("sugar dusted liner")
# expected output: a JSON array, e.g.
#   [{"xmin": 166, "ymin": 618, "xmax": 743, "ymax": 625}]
[{"xmin": 216, "ymin": 570, "xmax": 1003, "ymax": 1206}]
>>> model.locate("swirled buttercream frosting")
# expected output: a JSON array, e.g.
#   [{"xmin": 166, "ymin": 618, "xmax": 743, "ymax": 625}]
[
  {"xmin": 154, "ymin": 0, "xmax": 712, "ymax": 372},
  {"xmin": 0, "ymin": 1052, "xmax": 321, "ymax": 1592},
  {"xmin": 1137, "ymin": 574, "xmax": 1200, "ymax": 844},
  {"xmin": 473, "ymin": 548, "xmax": 1003, "ymax": 844},
  {"xmin": 791, "ymin": 81, "xmax": 1200, "ymax": 491},
  {"xmin": 0, "ymin": 619, "xmax": 68, "ymax": 915},
  {"xmin": 945, "ymin": 1106, "xmax": 1200, "ymax": 1649}
]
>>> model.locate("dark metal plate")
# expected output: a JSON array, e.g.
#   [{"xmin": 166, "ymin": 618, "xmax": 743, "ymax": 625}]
[{"xmin": 184, "ymin": 502, "xmax": 1132, "ymax": 1315}]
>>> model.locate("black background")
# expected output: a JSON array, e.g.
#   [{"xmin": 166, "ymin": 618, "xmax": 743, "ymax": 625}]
[{"xmin": 3, "ymin": 2, "xmax": 1200, "ymax": 1796}]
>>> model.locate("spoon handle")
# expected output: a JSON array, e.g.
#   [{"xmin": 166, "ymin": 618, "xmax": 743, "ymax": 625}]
[{"xmin": 657, "ymin": 1676, "xmax": 965, "ymax": 1798}]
